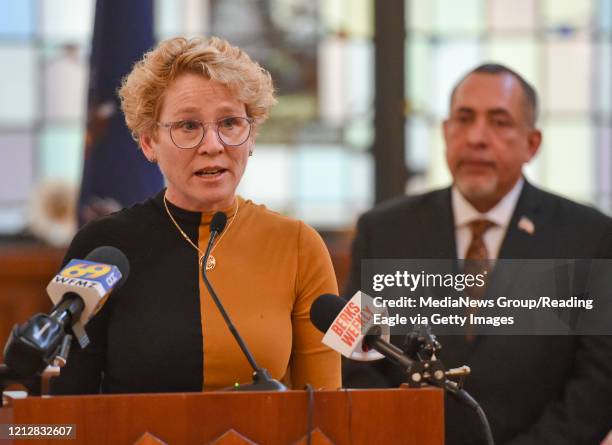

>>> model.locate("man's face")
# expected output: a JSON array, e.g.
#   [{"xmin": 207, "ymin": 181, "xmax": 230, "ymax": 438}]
[{"xmin": 443, "ymin": 72, "xmax": 541, "ymax": 212}]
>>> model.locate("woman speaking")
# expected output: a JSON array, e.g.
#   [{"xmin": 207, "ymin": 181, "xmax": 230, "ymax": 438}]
[{"xmin": 51, "ymin": 37, "xmax": 341, "ymax": 393}]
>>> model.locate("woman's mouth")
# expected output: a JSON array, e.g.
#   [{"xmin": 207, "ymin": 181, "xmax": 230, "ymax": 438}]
[{"xmin": 195, "ymin": 168, "xmax": 227, "ymax": 178}]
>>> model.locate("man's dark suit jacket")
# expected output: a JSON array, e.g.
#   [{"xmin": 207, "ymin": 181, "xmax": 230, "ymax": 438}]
[{"xmin": 343, "ymin": 181, "xmax": 612, "ymax": 445}]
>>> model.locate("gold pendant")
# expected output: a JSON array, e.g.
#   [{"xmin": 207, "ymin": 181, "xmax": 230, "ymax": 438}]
[{"xmin": 206, "ymin": 254, "xmax": 216, "ymax": 271}]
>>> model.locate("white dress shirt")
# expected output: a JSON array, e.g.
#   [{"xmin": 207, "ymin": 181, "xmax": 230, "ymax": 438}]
[{"xmin": 452, "ymin": 178, "xmax": 524, "ymax": 260}]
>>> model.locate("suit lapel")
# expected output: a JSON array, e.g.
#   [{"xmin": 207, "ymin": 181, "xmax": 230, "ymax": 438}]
[
  {"xmin": 498, "ymin": 181, "xmax": 551, "ymax": 259},
  {"xmin": 415, "ymin": 187, "xmax": 457, "ymax": 259},
  {"xmin": 489, "ymin": 181, "xmax": 553, "ymax": 298}
]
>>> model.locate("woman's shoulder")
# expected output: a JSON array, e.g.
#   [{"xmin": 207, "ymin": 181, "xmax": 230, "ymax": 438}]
[
  {"xmin": 241, "ymin": 198, "xmax": 324, "ymax": 245},
  {"xmin": 243, "ymin": 198, "xmax": 305, "ymax": 229},
  {"xmin": 66, "ymin": 196, "xmax": 162, "ymax": 261},
  {"xmin": 81, "ymin": 197, "xmax": 160, "ymax": 235}
]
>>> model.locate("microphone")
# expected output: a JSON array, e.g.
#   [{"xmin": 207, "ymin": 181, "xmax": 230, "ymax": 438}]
[
  {"xmin": 310, "ymin": 294, "xmax": 495, "ymax": 444},
  {"xmin": 210, "ymin": 212, "xmax": 227, "ymax": 237},
  {"xmin": 46, "ymin": 246, "xmax": 129, "ymax": 347},
  {"xmin": 310, "ymin": 292, "xmax": 418, "ymax": 371},
  {"xmin": 310, "ymin": 291, "xmax": 391, "ymax": 362},
  {"xmin": 3, "ymin": 246, "xmax": 129, "ymax": 377},
  {"xmin": 201, "ymin": 211, "xmax": 286, "ymax": 391}
]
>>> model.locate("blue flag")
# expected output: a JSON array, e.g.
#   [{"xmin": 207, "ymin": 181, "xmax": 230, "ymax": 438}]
[{"xmin": 78, "ymin": 0, "xmax": 163, "ymax": 225}]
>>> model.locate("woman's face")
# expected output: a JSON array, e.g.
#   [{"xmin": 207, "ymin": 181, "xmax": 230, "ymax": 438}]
[{"xmin": 140, "ymin": 73, "xmax": 253, "ymax": 212}]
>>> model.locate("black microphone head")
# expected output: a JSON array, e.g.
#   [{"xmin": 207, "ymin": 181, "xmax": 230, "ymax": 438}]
[
  {"xmin": 210, "ymin": 212, "xmax": 227, "ymax": 234},
  {"xmin": 310, "ymin": 294, "xmax": 346, "ymax": 333},
  {"xmin": 85, "ymin": 246, "xmax": 130, "ymax": 289}
]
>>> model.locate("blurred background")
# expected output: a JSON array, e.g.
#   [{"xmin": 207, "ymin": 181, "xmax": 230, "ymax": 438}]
[{"xmin": 0, "ymin": 0, "xmax": 611, "ymax": 348}]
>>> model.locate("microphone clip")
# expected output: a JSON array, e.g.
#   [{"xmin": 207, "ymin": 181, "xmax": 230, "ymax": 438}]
[
  {"xmin": 71, "ymin": 321, "xmax": 89, "ymax": 349},
  {"xmin": 401, "ymin": 324, "xmax": 442, "ymax": 361},
  {"xmin": 398, "ymin": 324, "xmax": 472, "ymax": 390},
  {"xmin": 403, "ymin": 358, "xmax": 447, "ymax": 388}
]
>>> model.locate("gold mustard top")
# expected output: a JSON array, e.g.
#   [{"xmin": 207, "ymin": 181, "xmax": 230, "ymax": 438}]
[{"xmin": 196, "ymin": 196, "xmax": 341, "ymax": 390}]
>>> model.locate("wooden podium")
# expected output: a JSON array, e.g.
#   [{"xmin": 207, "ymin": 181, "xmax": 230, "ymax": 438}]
[{"xmin": 0, "ymin": 388, "xmax": 443, "ymax": 444}]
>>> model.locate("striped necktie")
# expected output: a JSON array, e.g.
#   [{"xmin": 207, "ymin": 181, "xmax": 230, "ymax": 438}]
[{"xmin": 464, "ymin": 219, "xmax": 495, "ymax": 340}]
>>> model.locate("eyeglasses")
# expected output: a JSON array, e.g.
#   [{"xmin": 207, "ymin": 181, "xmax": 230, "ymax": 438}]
[{"xmin": 157, "ymin": 116, "xmax": 254, "ymax": 149}]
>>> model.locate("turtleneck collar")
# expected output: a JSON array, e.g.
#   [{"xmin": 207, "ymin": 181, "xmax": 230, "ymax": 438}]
[{"xmin": 153, "ymin": 189, "xmax": 241, "ymax": 226}]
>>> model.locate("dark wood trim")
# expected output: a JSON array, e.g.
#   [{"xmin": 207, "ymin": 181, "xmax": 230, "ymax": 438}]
[{"xmin": 374, "ymin": 0, "xmax": 407, "ymax": 203}]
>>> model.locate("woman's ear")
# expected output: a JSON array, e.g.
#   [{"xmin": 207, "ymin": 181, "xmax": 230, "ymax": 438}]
[
  {"xmin": 140, "ymin": 133, "xmax": 157, "ymax": 163},
  {"xmin": 247, "ymin": 131, "xmax": 255, "ymax": 157}
]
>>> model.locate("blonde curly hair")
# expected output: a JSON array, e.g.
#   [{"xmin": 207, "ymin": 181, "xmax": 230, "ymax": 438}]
[{"xmin": 118, "ymin": 36, "xmax": 277, "ymax": 145}]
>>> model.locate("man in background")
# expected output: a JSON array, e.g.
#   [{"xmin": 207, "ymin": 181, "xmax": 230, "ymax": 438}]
[{"xmin": 343, "ymin": 64, "xmax": 612, "ymax": 444}]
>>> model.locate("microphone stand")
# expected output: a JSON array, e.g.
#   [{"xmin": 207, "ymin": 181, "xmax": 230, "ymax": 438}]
[
  {"xmin": 366, "ymin": 326, "xmax": 495, "ymax": 445},
  {"xmin": 1, "ymin": 335, "xmax": 71, "ymax": 407},
  {"xmin": 0, "ymin": 364, "xmax": 42, "ymax": 407},
  {"xmin": 200, "ymin": 224, "xmax": 286, "ymax": 391}
]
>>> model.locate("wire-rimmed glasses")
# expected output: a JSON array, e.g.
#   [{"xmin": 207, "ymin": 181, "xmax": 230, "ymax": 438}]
[{"xmin": 157, "ymin": 116, "xmax": 254, "ymax": 149}]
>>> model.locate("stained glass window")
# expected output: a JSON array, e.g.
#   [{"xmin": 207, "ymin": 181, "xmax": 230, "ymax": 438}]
[
  {"xmin": 0, "ymin": 0, "xmax": 36, "ymax": 39},
  {"xmin": 0, "ymin": 45, "xmax": 37, "ymax": 125},
  {"xmin": 0, "ymin": 132, "xmax": 33, "ymax": 200},
  {"xmin": 405, "ymin": 0, "xmax": 611, "ymax": 214}
]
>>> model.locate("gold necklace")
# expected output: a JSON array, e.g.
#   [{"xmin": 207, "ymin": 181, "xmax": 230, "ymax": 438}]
[{"xmin": 163, "ymin": 193, "xmax": 240, "ymax": 271}]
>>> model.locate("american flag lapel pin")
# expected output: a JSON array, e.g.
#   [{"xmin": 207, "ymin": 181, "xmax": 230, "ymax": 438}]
[{"xmin": 517, "ymin": 216, "xmax": 535, "ymax": 235}]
